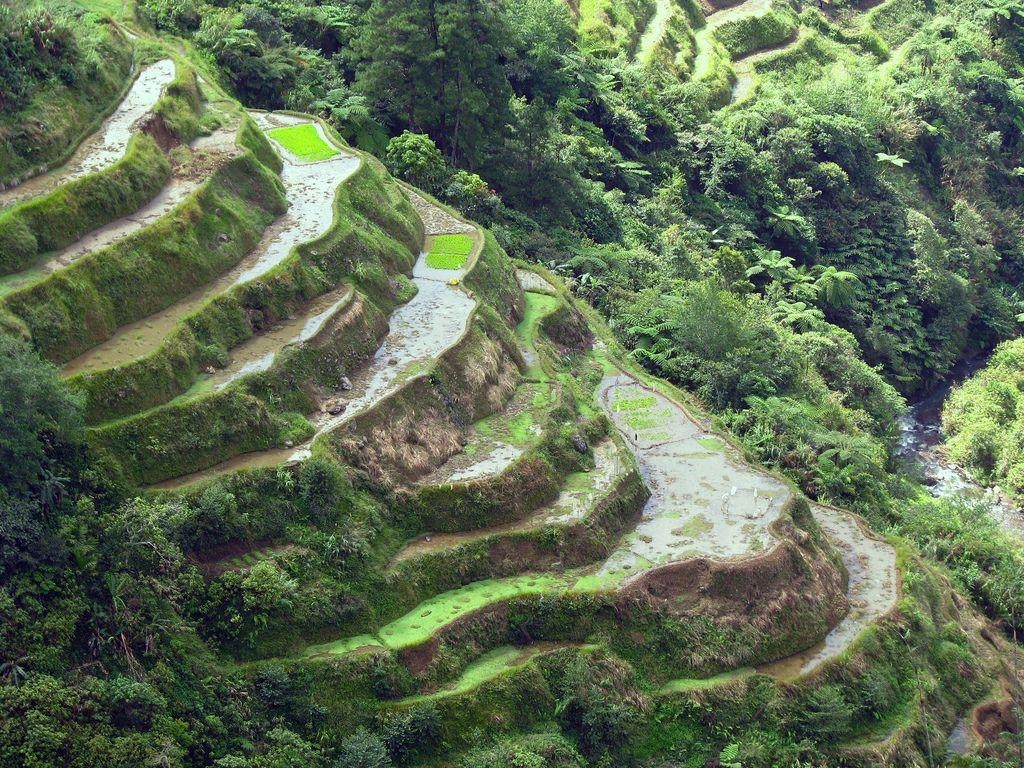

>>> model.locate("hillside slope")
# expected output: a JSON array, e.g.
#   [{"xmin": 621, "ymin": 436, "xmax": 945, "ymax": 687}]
[{"xmin": 1, "ymin": 1, "xmax": 1024, "ymax": 767}]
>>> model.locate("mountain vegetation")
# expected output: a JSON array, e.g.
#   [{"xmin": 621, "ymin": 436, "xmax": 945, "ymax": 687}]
[{"xmin": 1, "ymin": 0, "xmax": 1024, "ymax": 765}]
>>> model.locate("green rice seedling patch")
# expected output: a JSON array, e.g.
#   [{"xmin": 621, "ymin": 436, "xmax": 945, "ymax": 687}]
[
  {"xmin": 672, "ymin": 515, "xmax": 713, "ymax": 539},
  {"xmin": 306, "ymin": 633, "xmax": 383, "ymax": 657},
  {"xmin": 373, "ymin": 575, "xmax": 572, "ymax": 650},
  {"xmin": 506, "ymin": 412, "xmax": 536, "ymax": 445},
  {"xmin": 697, "ymin": 436, "xmax": 726, "ymax": 451},
  {"xmin": 408, "ymin": 646, "xmax": 525, "ymax": 702},
  {"xmin": 425, "ymin": 233, "xmax": 475, "ymax": 270},
  {"xmin": 657, "ymin": 668, "xmax": 755, "ymax": 695},
  {"xmin": 267, "ymin": 123, "xmax": 339, "ymax": 162},
  {"xmin": 424, "ymin": 251, "xmax": 467, "ymax": 270},
  {"xmin": 612, "ymin": 393, "xmax": 658, "ymax": 412},
  {"xmin": 531, "ymin": 382, "xmax": 556, "ymax": 408},
  {"xmin": 516, "ymin": 293, "xmax": 561, "ymax": 344},
  {"xmin": 624, "ymin": 412, "xmax": 660, "ymax": 430},
  {"xmin": 432, "ymin": 234, "xmax": 475, "ymax": 256}
]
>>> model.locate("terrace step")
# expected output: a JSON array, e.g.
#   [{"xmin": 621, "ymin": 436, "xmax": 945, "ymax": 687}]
[
  {"xmin": 62, "ymin": 117, "xmax": 360, "ymax": 378},
  {"xmin": 393, "ymin": 438, "xmax": 635, "ymax": 565},
  {"xmin": 148, "ymin": 191, "xmax": 486, "ymax": 487},
  {"xmin": 0, "ymin": 121, "xmax": 242, "ymax": 296},
  {"xmin": 0, "ymin": 59, "xmax": 178, "ymax": 208}
]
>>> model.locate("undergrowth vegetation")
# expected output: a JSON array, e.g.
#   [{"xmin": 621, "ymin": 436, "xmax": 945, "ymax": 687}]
[
  {"xmin": 0, "ymin": 1, "xmax": 135, "ymax": 183},
  {"xmin": 944, "ymin": 338, "xmax": 1024, "ymax": 502}
]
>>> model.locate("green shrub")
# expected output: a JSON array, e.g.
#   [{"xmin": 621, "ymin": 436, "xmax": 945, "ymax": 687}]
[
  {"xmin": 87, "ymin": 388, "xmax": 305, "ymax": 485},
  {"xmin": 0, "ymin": 8, "xmax": 134, "ymax": 184},
  {"xmin": 152, "ymin": 63, "xmax": 205, "ymax": 143},
  {"xmin": 336, "ymin": 728, "xmax": 392, "ymax": 768},
  {"xmin": 714, "ymin": 8, "xmax": 799, "ymax": 59}
]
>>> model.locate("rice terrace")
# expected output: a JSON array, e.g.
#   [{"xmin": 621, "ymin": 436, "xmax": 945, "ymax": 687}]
[{"xmin": 0, "ymin": 0, "xmax": 1023, "ymax": 766}]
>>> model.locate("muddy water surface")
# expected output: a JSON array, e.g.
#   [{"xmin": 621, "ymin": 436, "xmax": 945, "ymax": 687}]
[
  {"xmin": 594, "ymin": 373, "xmax": 789, "ymax": 583},
  {"xmin": 394, "ymin": 439, "xmax": 628, "ymax": 563},
  {"xmin": 203, "ymin": 286, "xmax": 354, "ymax": 391},
  {"xmin": 759, "ymin": 505, "xmax": 898, "ymax": 679}
]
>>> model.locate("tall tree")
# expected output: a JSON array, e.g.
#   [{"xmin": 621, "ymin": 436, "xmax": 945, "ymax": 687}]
[{"xmin": 354, "ymin": 0, "xmax": 513, "ymax": 166}]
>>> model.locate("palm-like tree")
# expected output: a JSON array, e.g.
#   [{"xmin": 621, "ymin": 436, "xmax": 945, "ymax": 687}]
[
  {"xmin": 0, "ymin": 656, "xmax": 29, "ymax": 687},
  {"xmin": 765, "ymin": 205, "xmax": 806, "ymax": 240},
  {"xmin": 745, "ymin": 251, "xmax": 797, "ymax": 283},
  {"xmin": 788, "ymin": 266, "xmax": 819, "ymax": 302},
  {"xmin": 813, "ymin": 265, "xmax": 861, "ymax": 309},
  {"xmin": 774, "ymin": 300, "xmax": 824, "ymax": 332},
  {"xmin": 979, "ymin": 0, "xmax": 1024, "ymax": 34}
]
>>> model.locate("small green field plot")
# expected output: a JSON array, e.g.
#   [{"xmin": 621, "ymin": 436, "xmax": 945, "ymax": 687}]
[
  {"xmin": 223, "ymin": 545, "xmax": 298, "ymax": 570},
  {"xmin": 75, "ymin": 0, "xmax": 126, "ymax": 16},
  {"xmin": 308, "ymin": 575, "xmax": 575, "ymax": 656},
  {"xmin": 515, "ymin": 291, "xmax": 561, "ymax": 377},
  {"xmin": 409, "ymin": 646, "xmax": 525, "ymax": 701},
  {"xmin": 474, "ymin": 384, "xmax": 551, "ymax": 446},
  {"xmin": 697, "ymin": 436, "xmax": 726, "ymax": 451},
  {"xmin": 379, "ymin": 575, "xmax": 570, "ymax": 648},
  {"xmin": 658, "ymin": 668, "xmax": 755, "ymax": 695},
  {"xmin": 267, "ymin": 123, "xmax": 339, "ymax": 162},
  {"xmin": 426, "ymin": 233, "xmax": 475, "ymax": 269},
  {"xmin": 404, "ymin": 643, "xmax": 592, "ymax": 703}
]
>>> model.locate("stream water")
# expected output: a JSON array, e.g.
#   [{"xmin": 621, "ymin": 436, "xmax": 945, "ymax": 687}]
[{"xmin": 897, "ymin": 356, "xmax": 1021, "ymax": 531}]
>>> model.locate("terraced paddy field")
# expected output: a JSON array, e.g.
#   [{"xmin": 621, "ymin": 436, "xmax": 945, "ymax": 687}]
[
  {"xmin": 148, "ymin": 189, "xmax": 480, "ymax": 487},
  {"xmin": 7, "ymin": 13, "xmax": 1009, "ymax": 762},
  {"xmin": 0, "ymin": 58, "xmax": 177, "ymax": 206},
  {"xmin": 61, "ymin": 116, "xmax": 360, "ymax": 377},
  {"xmin": 0, "ymin": 122, "xmax": 241, "ymax": 296},
  {"xmin": 289, "ymin": 270, "xmax": 898, "ymax": 693},
  {"xmin": 592, "ymin": 371, "xmax": 789, "ymax": 581}
]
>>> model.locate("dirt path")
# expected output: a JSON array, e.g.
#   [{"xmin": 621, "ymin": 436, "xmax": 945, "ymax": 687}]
[
  {"xmin": 728, "ymin": 27, "xmax": 807, "ymax": 104},
  {"xmin": 693, "ymin": 0, "xmax": 773, "ymax": 79},
  {"xmin": 62, "ymin": 117, "xmax": 360, "ymax": 377},
  {"xmin": 0, "ymin": 59, "xmax": 177, "ymax": 207},
  {"xmin": 636, "ymin": 0, "xmax": 675, "ymax": 64}
]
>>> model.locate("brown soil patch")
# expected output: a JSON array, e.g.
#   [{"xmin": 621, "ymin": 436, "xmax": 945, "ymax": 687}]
[
  {"xmin": 619, "ymin": 527, "xmax": 847, "ymax": 668},
  {"xmin": 140, "ymin": 113, "xmax": 180, "ymax": 153},
  {"xmin": 975, "ymin": 700, "xmax": 1020, "ymax": 743},
  {"xmin": 335, "ymin": 325, "xmax": 520, "ymax": 485}
]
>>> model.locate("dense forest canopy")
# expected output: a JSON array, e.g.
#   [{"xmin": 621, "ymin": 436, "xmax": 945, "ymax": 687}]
[{"xmin": 2, "ymin": 0, "xmax": 1024, "ymax": 765}]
